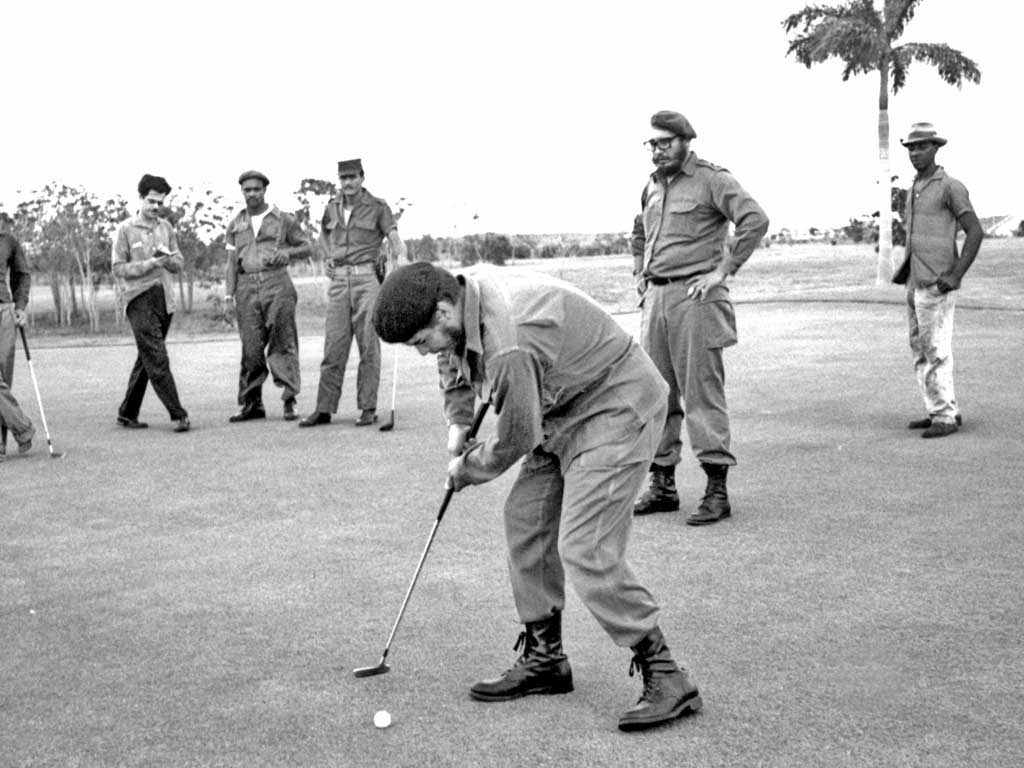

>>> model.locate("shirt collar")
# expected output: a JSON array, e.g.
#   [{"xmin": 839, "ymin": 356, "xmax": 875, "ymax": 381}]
[{"xmin": 915, "ymin": 166, "xmax": 946, "ymax": 184}]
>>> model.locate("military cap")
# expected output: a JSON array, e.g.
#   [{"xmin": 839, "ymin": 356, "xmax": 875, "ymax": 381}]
[
  {"xmin": 373, "ymin": 262, "xmax": 442, "ymax": 343},
  {"xmin": 338, "ymin": 158, "xmax": 364, "ymax": 175},
  {"xmin": 650, "ymin": 111, "xmax": 697, "ymax": 140},
  {"xmin": 238, "ymin": 170, "xmax": 270, "ymax": 186}
]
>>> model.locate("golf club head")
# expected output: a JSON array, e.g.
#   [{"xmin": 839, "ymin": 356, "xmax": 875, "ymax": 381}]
[
  {"xmin": 378, "ymin": 412, "xmax": 395, "ymax": 432},
  {"xmin": 50, "ymin": 451, "xmax": 66, "ymax": 460},
  {"xmin": 353, "ymin": 662, "xmax": 391, "ymax": 678}
]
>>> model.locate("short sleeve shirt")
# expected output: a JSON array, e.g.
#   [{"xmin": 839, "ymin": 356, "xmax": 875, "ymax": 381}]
[
  {"xmin": 319, "ymin": 188, "xmax": 397, "ymax": 265},
  {"xmin": 905, "ymin": 167, "xmax": 974, "ymax": 287}
]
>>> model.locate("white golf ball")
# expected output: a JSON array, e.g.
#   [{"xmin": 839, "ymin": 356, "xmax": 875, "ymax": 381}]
[{"xmin": 373, "ymin": 710, "xmax": 392, "ymax": 729}]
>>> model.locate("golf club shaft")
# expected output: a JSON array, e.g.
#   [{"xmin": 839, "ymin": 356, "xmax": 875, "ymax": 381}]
[
  {"xmin": 389, "ymin": 346, "xmax": 399, "ymax": 411},
  {"xmin": 372, "ymin": 400, "xmax": 490, "ymax": 662},
  {"xmin": 18, "ymin": 326, "xmax": 58, "ymax": 454}
]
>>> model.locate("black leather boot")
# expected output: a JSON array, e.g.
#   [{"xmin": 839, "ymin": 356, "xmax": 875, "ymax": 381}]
[
  {"xmin": 633, "ymin": 464, "xmax": 680, "ymax": 516},
  {"xmin": 469, "ymin": 611, "xmax": 574, "ymax": 701},
  {"xmin": 229, "ymin": 400, "xmax": 266, "ymax": 423},
  {"xmin": 686, "ymin": 463, "xmax": 731, "ymax": 525},
  {"xmin": 618, "ymin": 627, "xmax": 702, "ymax": 732}
]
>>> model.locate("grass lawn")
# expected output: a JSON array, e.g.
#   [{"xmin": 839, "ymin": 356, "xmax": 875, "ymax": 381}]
[{"xmin": 2, "ymin": 242, "xmax": 1023, "ymax": 767}]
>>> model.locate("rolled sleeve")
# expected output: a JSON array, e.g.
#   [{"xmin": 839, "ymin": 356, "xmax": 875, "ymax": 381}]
[{"xmin": 714, "ymin": 173, "xmax": 769, "ymax": 274}]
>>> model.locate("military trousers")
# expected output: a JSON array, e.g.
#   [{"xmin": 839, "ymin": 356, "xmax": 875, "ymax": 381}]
[
  {"xmin": 906, "ymin": 284, "xmax": 958, "ymax": 423},
  {"xmin": 640, "ymin": 281, "xmax": 737, "ymax": 468},
  {"xmin": 0, "ymin": 303, "xmax": 33, "ymax": 441},
  {"xmin": 120, "ymin": 285, "xmax": 187, "ymax": 422},
  {"xmin": 234, "ymin": 269, "xmax": 300, "ymax": 405},
  {"xmin": 503, "ymin": 403, "xmax": 666, "ymax": 648},
  {"xmin": 314, "ymin": 272, "xmax": 380, "ymax": 414}
]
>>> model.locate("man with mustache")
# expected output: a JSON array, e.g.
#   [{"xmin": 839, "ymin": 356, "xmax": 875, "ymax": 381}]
[{"xmin": 632, "ymin": 111, "xmax": 768, "ymax": 525}]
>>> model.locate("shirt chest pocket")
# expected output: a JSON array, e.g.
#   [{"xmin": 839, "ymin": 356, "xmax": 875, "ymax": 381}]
[
  {"xmin": 666, "ymin": 198, "xmax": 706, "ymax": 238},
  {"xmin": 350, "ymin": 213, "xmax": 378, "ymax": 236},
  {"xmin": 232, "ymin": 221, "xmax": 253, "ymax": 247}
]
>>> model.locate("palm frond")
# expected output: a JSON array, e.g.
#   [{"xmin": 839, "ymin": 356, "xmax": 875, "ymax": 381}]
[
  {"xmin": 892, "ymin": 42, "xmax": 982, "ymax": 92},
  {"xmin": 884, "ymin": 0, "xmax": 925, "ymax": 39}
]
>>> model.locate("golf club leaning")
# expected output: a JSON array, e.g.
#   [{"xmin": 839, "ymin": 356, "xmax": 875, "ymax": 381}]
[
  {"xmin": 378, "ymin": 346, "xmax": 399, "ymax": 432},
  {"xmin": 18, "ymin": 326, "xmax": 65, "ymax": 459},
  {"xmin": 354, "ymin": 399, "xmax": 490, "ymax": 678}
]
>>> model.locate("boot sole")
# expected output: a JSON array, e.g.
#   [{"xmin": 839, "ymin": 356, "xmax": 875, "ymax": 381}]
[
  {"xmin": 469, "ymin": 680, "xmax": 575, "ymax": 702},
  {"xmin": 686, "ymin": 510, "xmax": 731, "ymax": 526},
  {"xmin": 618, "ymin": 691, "xmax": 703, "ymax": 732}
]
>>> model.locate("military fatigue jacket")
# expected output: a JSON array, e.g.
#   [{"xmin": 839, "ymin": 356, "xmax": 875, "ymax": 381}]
[
  {"xmin": 319, "ymin": 188, "xmax": 396, "ymax": 266},
  {"xmin": 224, "ymin": 206, "xmax": 308, "ymax": 296},
  {"xmin": 112, "ymin": 214, "xmax": 183, "ymax": 312},
  {"xmin": 439, "ymin": 267, "xmax": 668, "ymax": 487},
  {"xmin": 635, "ymin": 151, "xmax": 768, "ymax": 280}
]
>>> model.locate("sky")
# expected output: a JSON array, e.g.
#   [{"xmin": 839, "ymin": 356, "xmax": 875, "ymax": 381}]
[{"xmin": 2, "ymin": 0, "xmax": 1018, "ymax": 238}]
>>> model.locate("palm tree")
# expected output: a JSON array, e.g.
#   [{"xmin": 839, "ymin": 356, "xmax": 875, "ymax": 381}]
[{"xmin": 783, "ymin": 0, "xmax": 980, "ymax": 283}]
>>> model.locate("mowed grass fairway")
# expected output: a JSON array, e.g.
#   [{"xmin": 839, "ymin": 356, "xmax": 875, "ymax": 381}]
[{"xmin": 2, "ymin": 243, "xmax": 1023, "ymax": 767}]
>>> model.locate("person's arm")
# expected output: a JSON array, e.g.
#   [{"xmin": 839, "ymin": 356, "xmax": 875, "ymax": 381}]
[
  {"xmin": 936, "ymin": 210, "xmax": 983, "ymax": 293},
  {"xmin": 279, "ymin": 213, "xmax": 312, "ymax": 262},
  {"xmin": 630, "ymin": 213, "xmax": 646, "ymax": 295},
  {"xmin": 223, "ymin": 221, "xmax": 238, "ymax": 300},
  {"xmin": 158, "ymin": 225, "xmax": 184, "ymax": 273},
  {"xmin": 385, "ymin": 229, "xmax": 407, "ymax": 265},
  {"xmin": 447, "ymin": 349, "xmax": 544, "ymax": 491},
  {"xmin": 10, "ymin": 238, "xmax": 31, "ymax": 326},
  {"xmin": 687, "ymin": 172, "xmax": 769, "ymax": 300}
]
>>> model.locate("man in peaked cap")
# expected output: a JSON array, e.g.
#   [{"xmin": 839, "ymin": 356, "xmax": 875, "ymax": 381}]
[
  {"xmin": 372, "ymin": 261, "xmax": 704, "ymax": 732},
  {"xmin": 299, "ymin": 158, "xmax": 407, "ymax": 428},
  {"xmin": 631, "ymin": 111, "xmax": 768, "ymax": 525},
  {"xmin": 892, "ymin": 122, "xmax": 983, "ymax": 438},
  {"xmin": 223, "ymin": 170, "xmax": 311, "ymax": 423}
]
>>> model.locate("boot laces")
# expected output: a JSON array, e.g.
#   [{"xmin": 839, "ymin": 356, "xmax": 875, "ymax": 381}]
[
  {"xmin": 510, "ymin": 630, "xmax": 537, "ymax": 669},
  {"xmin": 628, "ymin": 656, "xmax": 660, "ymax": 702}
]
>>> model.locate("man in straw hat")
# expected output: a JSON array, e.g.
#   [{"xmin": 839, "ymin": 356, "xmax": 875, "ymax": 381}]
[{"xmin": 892, "ymin": 122, "xmax": 983, "ymax": 438}]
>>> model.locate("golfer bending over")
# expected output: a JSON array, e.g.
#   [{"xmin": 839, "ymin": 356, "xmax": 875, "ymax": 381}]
[{"xmin": 372, "ymin": 262, "xmax": 703, "ymax": 732}]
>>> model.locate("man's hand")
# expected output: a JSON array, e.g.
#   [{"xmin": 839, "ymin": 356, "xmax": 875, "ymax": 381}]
[
  {"xmin": 13, "ymin": 308, "xmax": 27, "ymax": 327},
  {"xmin": 265, "ymin": 249, "xmax": 290, "ymax": 267},
  {"xmin": 634, "ymin": 274, "xmax": 647, "ymax": 297},
  {"xmin": 686, "ymin": 268, "xmax": 727, "ymax": 301},
  {"xmin": 446, "ymin": 455, "xmax": 468, "ymax": 492},
  {"xmin": 936, "ymin": 272, "xmax": 962, "ymax": 293},
  {"xmin": 324, "ymin": 261, "xmax": 336, "ymax": 280}
]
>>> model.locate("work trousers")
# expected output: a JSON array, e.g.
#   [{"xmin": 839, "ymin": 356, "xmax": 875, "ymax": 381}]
[
  {"xmin": 120, "ymin": 285, "xmax": 187, "ymax": 421},
  {"xmin": 906, "ymin": 284, "xmax": 958, "ymax": 423},
  {"xmin": 234, "ymin": 269, "xmax": 300, "ymax": 405},
  {"xmin": 640, "ymin": 282, "xmax": 737, "ymax": 467},
  {"xmin": 0, "ymin": 304, "xmax": 33, "ymax": 442},
  {"xmin": 503, "ymin": 403, "xmax": 665, "ymax": 648},
  {"xmin": 315, "ymin": 273, "xmax": 380, "ymax": 414}
]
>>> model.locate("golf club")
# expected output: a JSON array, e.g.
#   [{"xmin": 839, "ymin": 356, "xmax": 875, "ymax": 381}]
[
  {"xmin": 378, "ymin": 346, "xmax": 399, "ymax": 432},
  {"xmin": 354, "ymin": 399, "xmax": 490, "ymax": 678},
  {"xmin": 18, "ymin": 326, "xmax": 65, "ymax": 459}
]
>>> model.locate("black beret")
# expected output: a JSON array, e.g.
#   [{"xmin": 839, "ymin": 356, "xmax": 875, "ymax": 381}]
[
  {"xmin": 373, "ymin": 262, "xmax": 442, "ymax": 343},
  {"xmin": 338, "ymin": 158, "xmax": 364, "ymax": 175},
  {"xmin": 650, "ymin": 111, "xmax": 697, "ymax": 141},
  {"xmin": 238, "ymin": 170, "xmax": 270, "ymax": 186}
]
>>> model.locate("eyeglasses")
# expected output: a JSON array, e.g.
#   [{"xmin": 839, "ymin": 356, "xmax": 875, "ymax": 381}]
[{"xmin": 643, "ymin": 136, "xmax": 678, "ymax": 152}]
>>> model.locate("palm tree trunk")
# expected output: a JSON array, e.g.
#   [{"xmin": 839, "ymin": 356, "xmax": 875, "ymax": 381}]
[{"xmin": 876, "ymin": 64, "xmax": 893, "ymax": 284}]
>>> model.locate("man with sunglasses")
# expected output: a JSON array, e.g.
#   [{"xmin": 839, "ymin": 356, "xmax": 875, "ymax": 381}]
[
  {"xmin": 632, "ymin": 111, "xmax": 768, "ymax": 525},
  {"xmin": 299, "ymin": 159, "xmax": 407, "ymax": 428}
]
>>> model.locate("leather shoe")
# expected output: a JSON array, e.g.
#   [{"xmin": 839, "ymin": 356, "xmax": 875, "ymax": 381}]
[
  {"xmin": 922, "ymin": 420, "xmax": 958, "ymax": 439},
  {"xmin": 909, "ymin": 414, "xmax": 963, "ymax": 429},
  {"xmin": 174, "ymin": 417, "xmax": 191, "ymax": 433},
  {"xmin": 16, "ymin": 425, "xmax": 35, "ymax": 455},
  {"xmin": 298, "ymin": 412, "xmax": 331, "ymax": 428},
  {"xmin": 229, "ymin": 401, "xmax": 266, "ymax": 423},
  {"xmin": 283, "ymin": 398, "xmax": 298, "ymax": 421},
  {"xmin": 117, "ymin": 415, "xmax": 149, "ymax": 429},
  {"xmin": 355, "ymin": 409, "xmax": 378, "ymax": 426}
]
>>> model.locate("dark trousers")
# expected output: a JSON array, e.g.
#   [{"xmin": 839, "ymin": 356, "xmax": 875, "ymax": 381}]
[
  {"xmin": 119, "ymin": 285, "xmax": 187, "ymax": 421},
  {"xmin": 234, "ymin": 270, "xmax": 300, "ymax": 405}
]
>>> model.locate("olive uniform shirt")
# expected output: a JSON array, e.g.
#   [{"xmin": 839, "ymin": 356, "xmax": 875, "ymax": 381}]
[{"xmin": 319, "ymin": 189, "xmax": 396, "ymax": 267}]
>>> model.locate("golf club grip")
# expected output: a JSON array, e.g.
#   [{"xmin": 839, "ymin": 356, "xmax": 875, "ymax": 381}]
[
  {"xmin": 435, "ymin": 400, "xmax": 491, "ymax": 523},
  {"xmin": 18, "ymin": 325, "xmax": 31, "ymax": 360}
]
